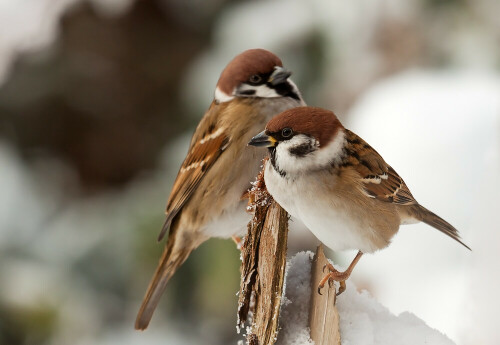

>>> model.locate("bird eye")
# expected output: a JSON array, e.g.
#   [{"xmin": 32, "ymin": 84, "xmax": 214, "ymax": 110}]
[
  {"xmin": 281, "ymin": 128, "xmax": 293, "ymax": 138},
  {"xmin": 248, "ymin": 74, "xmax": 262, "ymax": 84}
]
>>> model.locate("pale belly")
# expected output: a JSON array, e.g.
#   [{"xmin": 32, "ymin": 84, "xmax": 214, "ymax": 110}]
[
  {"xmin": 203, "ymin": 200, "xmax": 251, "ymax": 238},
  {"xmin": 199, "ymin": 142, "xmax": 264, "ymax": 239},
  {"xmin": 264, "ymin": 162, "xmax": 382, "ymax": 253}
]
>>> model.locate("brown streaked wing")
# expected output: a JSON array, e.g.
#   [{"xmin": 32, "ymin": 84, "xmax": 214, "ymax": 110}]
[
  {"xmin": 344, "ymin": 129, "xmax": 416, "ymax": 205},
  {"xmin": 158, "ymin": 108, "xmax": 230, "ymax": 241}
]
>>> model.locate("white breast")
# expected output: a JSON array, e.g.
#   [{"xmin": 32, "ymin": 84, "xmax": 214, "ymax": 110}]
[{"xmin": 264, "ymin": 161, "xmax": 381, "ymax": 253}]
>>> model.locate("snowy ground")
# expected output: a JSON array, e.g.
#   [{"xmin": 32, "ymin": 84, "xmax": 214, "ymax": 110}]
[{"xmin": 278, "ymin": 252, "xmax": 455, "ymax": 345}]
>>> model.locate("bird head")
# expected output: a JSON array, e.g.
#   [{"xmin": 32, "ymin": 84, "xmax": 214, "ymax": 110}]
[
  {"xmin": 248, "ymin": 107, "xmax": 346, "ymax": 175},
  {"xmin": 215, "ymin": 49, "xmax": 303, "ymax": 104}
]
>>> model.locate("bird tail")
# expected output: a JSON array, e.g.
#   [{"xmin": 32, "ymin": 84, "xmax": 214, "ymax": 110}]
[
  {"xmin": 410, "ymin": 204, "xmax": 470, "ymax": 250},
  {"xmin": 135, "ymin": 229, "xmax": 195, "ymax": 330}
]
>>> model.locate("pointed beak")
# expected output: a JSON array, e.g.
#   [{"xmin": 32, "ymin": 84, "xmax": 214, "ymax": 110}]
[
  {"xmin": 268, "ymin": 67, "xmax": 292, "ymax": 86},
  {"xmin": 248, "ymin": 131, "xmax": 277, "ymax": 147}
]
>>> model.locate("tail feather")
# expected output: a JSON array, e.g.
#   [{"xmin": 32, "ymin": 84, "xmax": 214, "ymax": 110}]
[
  {"xmin": 135, "ymin": 233, "xmax": 194, "ymax": 330},
  {"xmin": 411, "ymin": 205, "xmax": 470, "ymax": 250},
  {"xmin": 157, "ymin": 213, "xmax": 175, "ymax": 242}
]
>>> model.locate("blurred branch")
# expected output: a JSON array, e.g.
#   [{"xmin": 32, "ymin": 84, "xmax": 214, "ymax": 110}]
[{"xmin": 237, "ymin": 165, "xmax": 289, "ymax": 345}]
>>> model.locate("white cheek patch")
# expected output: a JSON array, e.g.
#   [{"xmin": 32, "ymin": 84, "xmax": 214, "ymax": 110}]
[
  {"xmin": 236, "ymin": 84, "xmax": 281, "ymax": 98},
  {"xmin": 214, "ymin": 86, "xmax": 234, "ymax": 103},
  {"xmin": 314, "ymin": 130, "xmax": 346, "ymax": 166},
  {"xmin": 274, "ymin": 130, "xmax": 346, "ymax": 175}
]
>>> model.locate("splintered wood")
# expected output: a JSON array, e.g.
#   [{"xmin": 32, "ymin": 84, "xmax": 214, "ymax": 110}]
[
  {"xmin": 237, "ymin": 165, "xmax": 289, "ymax": 345},
  {"xmin": 309, "ymin": 245, "xmax": 341, "ymax": 345}
]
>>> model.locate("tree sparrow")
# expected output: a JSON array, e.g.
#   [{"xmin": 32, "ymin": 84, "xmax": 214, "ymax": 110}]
[
  {"xmin": 249, "ymin": 106, "xmax": 469, "ymax": 295},
  {"xmin": 135, "ymin": 49, "xmax": 305, "ymax": 330}
]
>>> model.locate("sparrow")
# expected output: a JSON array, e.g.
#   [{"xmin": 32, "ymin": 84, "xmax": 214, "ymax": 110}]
[
  {"xmin": 135, "ymin": 49, "xmax": 305, "ymax": 330},
  {"xmin": 248, "ymin": 106, "xmax": 469, "ymax": 295}
]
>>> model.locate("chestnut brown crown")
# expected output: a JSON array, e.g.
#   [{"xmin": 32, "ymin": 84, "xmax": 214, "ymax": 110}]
[
  {"xmin": 266, "ymin": 107, "xmax": 344, "ymax": 147},
  {"xmin": 216, "ymin": 49, "xmax": 283, "ymax": 95}
]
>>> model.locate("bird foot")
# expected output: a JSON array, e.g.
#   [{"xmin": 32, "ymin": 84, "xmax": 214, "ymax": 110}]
[
  {"xmin": 317, "ymin": 251, "xmax": 363, "ymax": 296},
  {"xmin": 317, "ymin": 263, "xmax": 350, "ymax": 296},
  {"xmin": 232, "ymin": 235, "xmax": 243, "ymax": 250}
]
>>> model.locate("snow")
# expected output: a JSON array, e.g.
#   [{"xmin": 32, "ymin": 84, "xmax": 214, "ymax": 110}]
[
  {"xmin": 278, "ymin": 252, "xmax": 455, "ymax": 345},
  {"xmin": 276, "ymin": 252, "xmax": 314, "ymax": 345},
  {"xmin": 338, "ymin": 290, "xmax": 454, "ymax": 345}
]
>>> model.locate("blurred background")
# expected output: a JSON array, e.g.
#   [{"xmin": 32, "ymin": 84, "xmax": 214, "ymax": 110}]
[{"xmin": 0, "ymin": 0, "xmax": 499, "ymax": 344}]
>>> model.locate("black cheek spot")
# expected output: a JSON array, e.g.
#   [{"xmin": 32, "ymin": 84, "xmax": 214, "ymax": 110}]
[
  {"xmin": 239, "ymin": 89, "xmax": 256, "ymax": 96},
  {"xmin": 289, "ymin": 143, "xmax": 315, "ymax": 157}
]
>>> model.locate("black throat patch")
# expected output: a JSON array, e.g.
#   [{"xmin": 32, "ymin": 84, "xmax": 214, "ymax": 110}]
[
  {"xmin": 269, "ymin": 148, "xmax": 286, "ymax": 177},
  {"xmin": 268, "ymin": 81, "xmax": 301, "ymax": 101}
]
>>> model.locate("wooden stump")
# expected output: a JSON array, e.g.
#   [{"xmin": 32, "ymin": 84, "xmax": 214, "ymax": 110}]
[{"xmin": 237, "ymin": 167, "xmax": 289, "ymax": 345}]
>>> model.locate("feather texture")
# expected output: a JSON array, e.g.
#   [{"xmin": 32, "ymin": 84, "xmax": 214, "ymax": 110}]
[
  {"xmin": 158, "ymin": 105, "xmax": 229, "ymax": 241},
  {"xmin": 136, "ymin": 219, "xmax": 197, "ymax": 330},
  {"xmin": 344, "ymin": 129, "xmax": 416, "ymax": 205}
]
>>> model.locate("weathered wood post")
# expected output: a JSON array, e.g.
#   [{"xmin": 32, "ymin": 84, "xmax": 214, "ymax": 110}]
[
  {"xmin": 237, "ymin": 166, "xmax": 289, "ymax": 345},
  {"xmin": 309, "ymin": 245, "xmax": 341, "ymax": 345}
]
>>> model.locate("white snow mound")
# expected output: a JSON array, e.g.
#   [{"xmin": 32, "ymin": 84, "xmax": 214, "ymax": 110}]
[{"xmin": 278, "ymin": 251, "xmax": 455, "ymax": 345}]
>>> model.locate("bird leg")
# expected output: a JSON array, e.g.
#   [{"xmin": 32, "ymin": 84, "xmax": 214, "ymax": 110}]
[
  {"xmin": 318, "ymin": 251, "xmax": 363, "ymax": 296},
  {"xmin": 232, "ymin": 235, "xmax": 243, "ymax": 250}
]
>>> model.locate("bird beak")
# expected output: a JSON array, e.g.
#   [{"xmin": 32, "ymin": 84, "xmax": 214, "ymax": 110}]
[
  {"xmin": 268, "ymin": 67, "xmax": 292, "ymax": 86},
  {"xmin": 248, "ymin": 131, "xmax": 277, "ymax": 147}
]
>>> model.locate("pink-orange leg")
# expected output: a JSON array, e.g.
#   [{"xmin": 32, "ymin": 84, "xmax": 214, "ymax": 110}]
[
  {"xmin": 232, "ymin": 235, "xmax": 243, "ymax": 250},
  {"xmin": 318, "ymin": 251, "xmax": 364, "ymax": 296}
]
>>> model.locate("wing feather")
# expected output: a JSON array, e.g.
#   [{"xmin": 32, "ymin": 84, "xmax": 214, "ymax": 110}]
[
  {"xmin": 344, "ymin": 130, "xmax": 416, "ymax": 205},
  {"xmin": 158, "ymin": 106, "xmax": 230, "ymax": 240}
]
